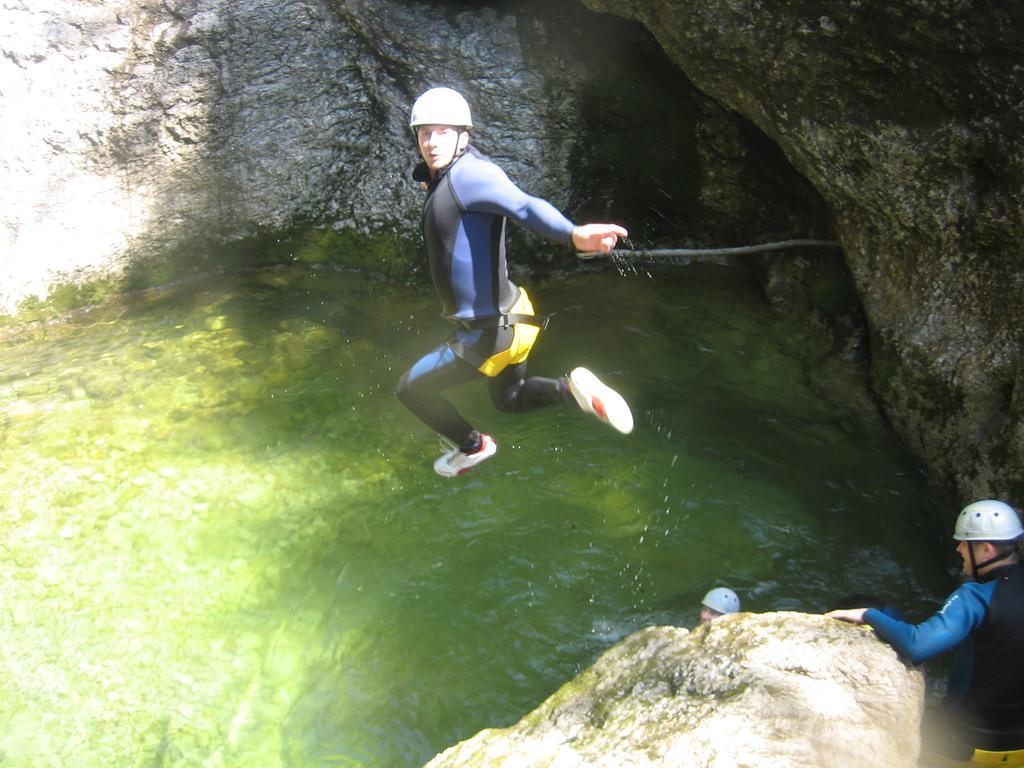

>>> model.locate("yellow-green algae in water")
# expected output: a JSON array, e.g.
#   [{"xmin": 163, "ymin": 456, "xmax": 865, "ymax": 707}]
[{"xmin": 0, "ymin": 264, "xmax": 948, "ymax": 767}]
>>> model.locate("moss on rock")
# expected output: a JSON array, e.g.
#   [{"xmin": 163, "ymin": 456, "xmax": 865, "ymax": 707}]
[{"xmin": 4, "ymin": 226, "xmax": 420, "ymax": 326}]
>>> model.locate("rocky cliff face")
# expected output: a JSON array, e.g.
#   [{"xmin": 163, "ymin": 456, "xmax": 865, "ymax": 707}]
[
  {"xmin": 1, "ymin": 0, "xmax": 823, "ymax": 307},
  {"xmin": 425, "ymin": 613, "xmax": 925, "ymax": 768},
  {"xmin": 1, "ymin": 0, "xmax": 444, "ymax": 299},
  {"xmin": 580, "ymin": 0, "xmax": 1024, "ymax": 501}
]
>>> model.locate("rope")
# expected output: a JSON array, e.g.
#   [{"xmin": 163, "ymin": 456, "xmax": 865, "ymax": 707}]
[{"xmin": 578, "ymin": 238, "xmax": 840, "ymax": 261}]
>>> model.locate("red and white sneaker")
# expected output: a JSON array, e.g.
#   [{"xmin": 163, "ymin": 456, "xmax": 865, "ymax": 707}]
[
  {"xmin": 433, "ymin": 434, "xmax": 498, "ymax": 477},
  {"xmin": 568, "ymin": 367, "xmax": 634, "ymax": 434}
]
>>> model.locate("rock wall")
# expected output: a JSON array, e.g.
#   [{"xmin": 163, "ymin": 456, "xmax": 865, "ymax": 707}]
[
  {"xmin": 425, "ymin": 613, "xmax": 925, "ymax": 768},
  {"xmin": 1, "ymin": 0, "xmax": 823, "ymax": 312},
  {"xmin": 1, "ymin": 0, "xmax": 429, "ymax": 303},
  {"xmin": 580, "ymin": 0, "xmax": 1024, "ymax": 501}
]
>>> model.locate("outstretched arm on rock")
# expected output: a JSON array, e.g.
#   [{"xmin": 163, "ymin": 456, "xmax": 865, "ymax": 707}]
[{"xmin": 825, "ymin": 608, "xmax": 868, "ymax": 624}]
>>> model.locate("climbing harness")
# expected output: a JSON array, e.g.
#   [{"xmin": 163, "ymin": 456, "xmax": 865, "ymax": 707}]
[
  {"xmin": 447, "ymin": 288, "xmax": 547, "ymax": 376},
  {"xmin": 453, "ymin": 312, "xmax": 551, "ymax": 331}
]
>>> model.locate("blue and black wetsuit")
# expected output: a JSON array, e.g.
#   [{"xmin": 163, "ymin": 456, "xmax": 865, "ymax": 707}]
[
  {"xmin": 864, "ymin": 563, "xmax": 1024, "ymax": 756},
  {"xmin": 396, "ymin": 146, "xmax": 575, "ymax": 448}
]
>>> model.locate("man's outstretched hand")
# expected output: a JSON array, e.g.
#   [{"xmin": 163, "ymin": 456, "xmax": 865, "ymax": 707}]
[
  {"xmin": 572, "ymin": 224, "xmax": 628, "ymax": 253},
  {"xmin": 825, "ymin": 608, "xmax": 868, "ymax": 624}
]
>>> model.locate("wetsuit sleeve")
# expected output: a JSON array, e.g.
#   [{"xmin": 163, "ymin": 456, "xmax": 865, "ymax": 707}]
[
  {"xmin": 455, "ymin": 159, "xmax": 576, "ymax": 245},
  {"xmin": 864, "ymin": 582, "xmax": 992, "ymax": 663}
]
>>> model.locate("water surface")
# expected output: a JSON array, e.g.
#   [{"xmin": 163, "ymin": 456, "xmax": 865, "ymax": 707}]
[{"xmin": 0, "ymin": 262, "xmax": 951, "ymax": 767}]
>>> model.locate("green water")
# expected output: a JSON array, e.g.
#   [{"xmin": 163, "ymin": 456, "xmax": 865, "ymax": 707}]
[{"xmin": 0, "ymin": 262, "xmax": 951, "ymax": 767}]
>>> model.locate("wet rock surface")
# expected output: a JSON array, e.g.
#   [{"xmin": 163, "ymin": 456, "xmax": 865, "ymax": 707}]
[{"xmin": 425, "ymin": 613, "xmax": 925, "ymax": 768}]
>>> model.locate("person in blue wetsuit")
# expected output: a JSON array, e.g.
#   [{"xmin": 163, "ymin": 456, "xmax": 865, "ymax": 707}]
[
  {"xmin": 827, "ymin": 499, "xmax": 1024, "ymax": 766},
  {"xmin": 396, "ymin": 86, "xmax": 634, "ymax": 478}
]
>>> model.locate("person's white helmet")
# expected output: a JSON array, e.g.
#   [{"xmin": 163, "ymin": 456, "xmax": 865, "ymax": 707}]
[
  {"xmin": 409, "ymin": 87, "xmax": 473, "ymax": 129},
  {"xmin": 702, "ymin": 587, "xmax": 740, "ymax": 615},
  {"xmin": 954, "ymin": 500, "xmax": 1024, "ymax": 542}
]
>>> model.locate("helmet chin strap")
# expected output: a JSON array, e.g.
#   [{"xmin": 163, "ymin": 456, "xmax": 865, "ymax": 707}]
[
  {"xmin": 439, "ymin": 129, "xmax": 469, "ymax": 172},
  {"xmin": 967, "ymin": 541, "xmax": 1017, "ymax": 579},
  {"xmin": 976, "ymin": 546, "xmax": 1016, "ymax": 573}
]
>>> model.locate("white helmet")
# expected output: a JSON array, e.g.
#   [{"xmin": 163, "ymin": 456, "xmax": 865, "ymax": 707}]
[
  {"xmin": 409, "ymin": 87, "xmax": 473, "ymax": 129},
  {"xmin": 954, "ymin": 499, "xmax": 1023, "ymax": 542},
  {"xmin": 702, "ymin": 587, "xmax": 740, "ymax": 615}
]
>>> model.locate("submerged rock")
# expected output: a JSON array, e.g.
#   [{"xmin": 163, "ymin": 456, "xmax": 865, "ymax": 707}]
[{"xmin": 425, "ymin": 613, "xmax": 924, "ymax": 768}]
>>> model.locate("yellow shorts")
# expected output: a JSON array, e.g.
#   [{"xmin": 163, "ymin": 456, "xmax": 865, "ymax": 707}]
[
  {"xmin": 969, "ymin": 748, "xmax": 1024, "ymax": 767},
  {"xmin": 922, "ymin": 748, "xmax": 1024, "ymax": 767},
  {"xmin": 476, "ymin": 288, "xmax": 541, "ymax": 377}
]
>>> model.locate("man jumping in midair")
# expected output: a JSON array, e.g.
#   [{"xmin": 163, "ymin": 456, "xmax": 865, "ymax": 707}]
[{"xmin": 396, "ymin": 87, "xmax": 633, "ymax": 478}]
